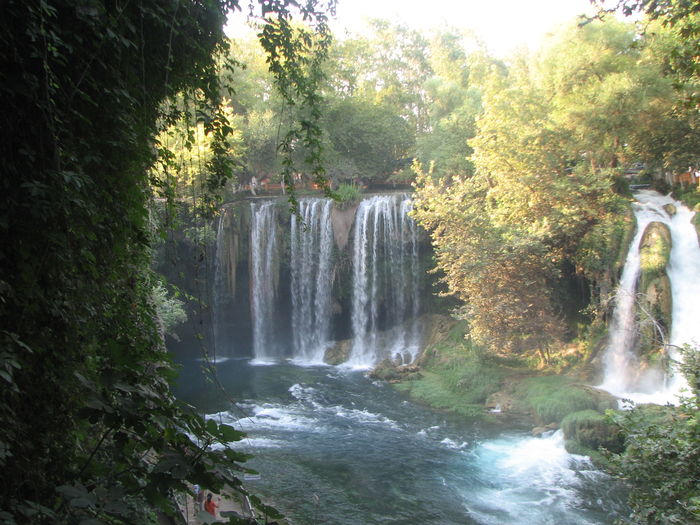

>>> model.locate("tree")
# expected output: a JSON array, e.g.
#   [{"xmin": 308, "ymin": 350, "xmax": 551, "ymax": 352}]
[
  {"xmin": 322, "ymin": 95, "xmax": 414, "ymax": 181},
  {"xmin": 415, "ymin": 29, "xmax": 484, "ymax": 179},
  {"xmin": 413, "ymin": 20, "xmax": 662, "ymax": 356},
  {"xmin": 593, "ymin": 0, "xmax": 700, "ymax": 104}
]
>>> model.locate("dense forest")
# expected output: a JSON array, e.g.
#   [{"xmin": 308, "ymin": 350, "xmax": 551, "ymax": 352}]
[{"xmin": 1, "ymin": 0, "xmax": 699, "ymax": 524}]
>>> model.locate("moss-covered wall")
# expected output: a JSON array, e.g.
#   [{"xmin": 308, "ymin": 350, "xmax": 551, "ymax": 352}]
[{"xmin": 637, "ymin": 221, "xmax": 672, "ymax": 360}]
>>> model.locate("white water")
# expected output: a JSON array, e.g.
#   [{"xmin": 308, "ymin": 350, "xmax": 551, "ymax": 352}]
[
  {"xmin": 600, "ymin": 190, "xmax": 700, "ymax": 404},
  {"xmin": 212, "ymin": 209, "xmax": 229, "ymax": 356},
  {"xmin": 348, "ymin": 194, "xmax": 421, "ymax": 367},
  {"xmin": 250, "ymin": 201, "xmax": 279, "ymax": 364},
  {"xmin": 290, "ymin": 198, "xmax": 334, "ymax": 365}
]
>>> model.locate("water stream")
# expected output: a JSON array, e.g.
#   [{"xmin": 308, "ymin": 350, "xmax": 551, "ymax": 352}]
[
  {"xmin": 192, "ymin": 193, "xmax": 659, "ymax": 523},
  {"xmin": 250, "ymin": 201, "xmax": 279, "ymax": 363},
  {"xmin": 175, "ymin": 361, "xmax": 627, "ymax": 525}
]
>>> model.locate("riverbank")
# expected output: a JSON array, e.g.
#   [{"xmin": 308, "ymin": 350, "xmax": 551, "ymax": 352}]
[{"xmin": 374, "ymin": 315, "xmax": 622, "ymax": 462}]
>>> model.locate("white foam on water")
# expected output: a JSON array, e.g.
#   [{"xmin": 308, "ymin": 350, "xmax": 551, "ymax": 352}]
[
  {"xmin": 328, "ymin": 406, "xmax": 400, "ymax": 429},
  {"xmin": 196, "ymin": 356, "xmax": 230, "ymax": 364},
  {"xmin": 289, "ymin": 383, "xmax": 319, "ymax": 403},
  {"xmin": 232, "ymin": 437, "xmax": 284, "ymax": 449},
  {"xmin": 249, "ymin": 358, "xmax": 278, "ymax": 366},
  {"xmin": 465, "ymin": 431, "xmax": 598, "ymax": 525},
  {"xmin": 440, "ymin": 438, "xmax": 469, "ymax": 450}
]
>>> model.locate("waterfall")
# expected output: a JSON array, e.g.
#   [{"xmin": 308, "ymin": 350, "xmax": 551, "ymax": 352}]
[
  {"xmin": 212, "ymin": 210, "xmax": 229, "ymax": 357},
  {"xmin": 250, "ymin": 201, "xmax": 279, "ymax": 363},
  {"xmin": 290, "ymin": 198, "xmax": 334, "ymax": 365},
  {"xmin": 600, "ymin": 190, "xmax": 700, "ymax": 403},
  {"xmin": 348, "ymin": 194, "xmax": 421, "ymax": 367}
]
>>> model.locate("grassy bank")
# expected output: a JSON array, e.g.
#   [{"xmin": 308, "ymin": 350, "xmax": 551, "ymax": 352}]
[
  {"xmin": 393, "ymin": 321, "xmax": 509, "ymax": 418},
  {"xmin": 389, "ymin": 316, "xmax": 618, "ymax": 442}
]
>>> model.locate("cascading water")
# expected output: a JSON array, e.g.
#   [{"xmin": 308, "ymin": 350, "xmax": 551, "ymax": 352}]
[
  {"xmin": 600, "ymin": 190, "xmax": 700, "ymax": 403},
  {"xmin": 348, "ymin": 194, "xmax": 421, "ymax": 367},
  {"xmin": 290, "ymin": 198, "xmax": 334, "ymax": 364},
  {"xmin": 250, "ymin": 200, "xmax": 279, "ymax": 363},
  {"xmin": 212, "ymin": 209, "xmax": 230, "ymax": 357}
]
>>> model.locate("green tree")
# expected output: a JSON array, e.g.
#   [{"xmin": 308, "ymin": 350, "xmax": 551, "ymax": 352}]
[
  {"xmin": 322, "ymin": 95, "xmax": 414, "ymax": 182},
  {"xmin": 415, "ymin": 29, "xmax": 483, "ymax": 179}
]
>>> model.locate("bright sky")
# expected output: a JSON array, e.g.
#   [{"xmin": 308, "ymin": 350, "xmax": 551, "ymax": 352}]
[
  {"xmin": 329, "ymin": 0, "xmax": 597, "ymax": 57},
  {"xmin": 226, "ymin": 0, "xmax": 601, "ymax": 57}
]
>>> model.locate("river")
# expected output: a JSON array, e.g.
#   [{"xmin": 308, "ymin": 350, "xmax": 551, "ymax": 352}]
[{"xmin": 174, "ymin": 358, "xmax": 628, "ymax": 525}]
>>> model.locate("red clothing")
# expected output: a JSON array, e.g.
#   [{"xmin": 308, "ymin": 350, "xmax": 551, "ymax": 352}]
[{"xmin": 204, "ymin": 498, "xmax": 218, "ymax": 516}]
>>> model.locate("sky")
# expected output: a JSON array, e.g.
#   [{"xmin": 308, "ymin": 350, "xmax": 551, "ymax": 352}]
[
  {"xmin": 329, "ymin": 0, "xmax": 597, "ymax": 56},
  {"xmin": 226, "ymin": 0, "xmax": 602, "ymax": 58}
]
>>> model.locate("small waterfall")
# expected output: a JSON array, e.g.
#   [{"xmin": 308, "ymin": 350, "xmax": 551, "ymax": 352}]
[
  {"xmin": 600, "ymin": 190, "xmax": 700, "ymax": 403},
  {"xmin": 290, "ymin": 198, "xmax": 334, "ymax": 364},
  {"xmin": 348, "ymin": 194, "xmax": 421, "ymax": 367},
  {"xmin": 250, "ymin": 201, "xmax": 279, "ymax": 363},
  {"xmin": 212, "ymin": 210, "xmax": 229, "ymax": 356}
]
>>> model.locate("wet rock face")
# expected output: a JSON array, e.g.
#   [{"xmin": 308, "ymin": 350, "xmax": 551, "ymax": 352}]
[
  {"xmin": 331, "ymin": 202, "xmax": 359, "ymax": 251},
  {"xmin": 324, "ymin": 339, "xmax": 351, "ymax": 365},
  {"xmin": 663, "ymin": 203, "xmax": 677, "ymax": 216},
  {"xmin": 561, "ymin": 409, "xmax": 624, "ymax": 455}
]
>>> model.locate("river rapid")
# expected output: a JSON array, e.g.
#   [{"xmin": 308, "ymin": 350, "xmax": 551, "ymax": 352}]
[{"xmin": 175, "ymin": 359, "xmax": 628, "ymax": 525}]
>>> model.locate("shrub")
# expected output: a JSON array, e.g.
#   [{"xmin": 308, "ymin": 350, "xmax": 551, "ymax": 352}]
[{"xmin": 335, "ymin": 183, "xmax": 363, "ymax": 207}]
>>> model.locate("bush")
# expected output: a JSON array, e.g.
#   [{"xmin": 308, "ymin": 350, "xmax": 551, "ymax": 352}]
[{"xmin": 335, "ymin": 183, "xmax": 363, "ymax": 207}]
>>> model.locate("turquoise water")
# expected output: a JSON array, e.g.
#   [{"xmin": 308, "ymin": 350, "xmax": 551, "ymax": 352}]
[{"xmin": 174, "ymin": 359, "xmax": 628, "ymax": 525}]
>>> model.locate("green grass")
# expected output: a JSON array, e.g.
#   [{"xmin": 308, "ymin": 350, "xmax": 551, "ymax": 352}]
[
  {"xmin": 394, "ymin": 372, "xmax": 486, "ymax": 417},
  {"xmin": 512, "ymin": 376, "xmax": 617, "ymax": 424},
  {"xmin": 398, "ymin": 324, "xmax": 506, "ymax": 417}
]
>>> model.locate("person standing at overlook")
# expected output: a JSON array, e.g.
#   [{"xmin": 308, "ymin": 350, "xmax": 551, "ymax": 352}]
[{"xmin": 204, "ymin": 493, "xmax": 219, "ymax": 518}]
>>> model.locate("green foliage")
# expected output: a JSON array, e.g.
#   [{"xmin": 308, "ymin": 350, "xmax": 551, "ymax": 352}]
[
  {"xmin": 322, "ymin": 95, "xmax": 415, "ymax": 181},
  {"xmin": 411, "ymin": 18, "xmax": 693, "ymax": 355},
  {"xmin": 512, "ymin": 376, "xmax": 617, "ymax": 424},
  {"xmin": 334, "ymin": 183, "xmax": 363, "ymax": 207},
  {"xmin": 0, "ymin": 0, "xmax": 334, "ymax": 523},
  {"xmin": 674, "ymin": 185, "xmax": 700, "ymax": 209},
  {"xmin": 152, "ymin": 282, "xmax": 188, "ymax": 339},
  {"xmin": 607, "ymin": 396, "xmax": 700, "ymax": 523}
]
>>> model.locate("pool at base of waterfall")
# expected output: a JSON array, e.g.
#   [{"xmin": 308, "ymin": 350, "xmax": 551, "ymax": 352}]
[{"xmin": 175, "ymin": 360, "xmax": 628, "ymax": 525}]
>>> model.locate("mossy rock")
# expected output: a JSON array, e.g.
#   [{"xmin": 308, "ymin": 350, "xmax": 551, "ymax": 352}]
[
  {"xmin": 639, "ymin": 221, "xmax": 671, "ymax": 287},
  {"xmin": 511, "ymin": 376, "xmax": 618, "ymax": 425},
  {"xmin": 369, "ymin": 359, "xmax": 402, "ymax": 381},
  {"xmin": 637, "ymin": 272, "xmax": 672, "ymax": 357},
  {"xmin": 369, "ymin": 359, "xmax": 422, "ymax": 382},
  {"xmin": 324, "ymin": 339, "xmax": 351, "ymax": 365},
  {"xmin": 663, "ymin": 203, "xmax": 677, "ymax": 216},
  {"xmin": 562, "ymin": 409, "xmax": 624, "ymax": 455}
]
